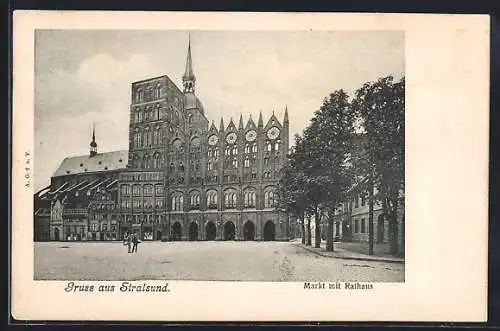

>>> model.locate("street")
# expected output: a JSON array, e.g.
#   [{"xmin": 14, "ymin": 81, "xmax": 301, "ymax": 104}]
[{"xmin": 34, "ymin": 241, "xmax": 404, "ymax": 282}]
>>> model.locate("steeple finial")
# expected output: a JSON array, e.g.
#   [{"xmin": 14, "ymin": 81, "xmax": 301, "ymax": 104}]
[
  {"xmin": 238, "ymin": 114, "xmax": 244, "ymax": 130},
  {"xmin": 284, "ymin": 105, "xmax": 289, "ymax": 124},
  {"xmin": 182, "ymin": 34, "xmax": 196, "ymax": 93},
  {"xmin": 258, "ymin": 111, "xmax": 263, "ymax": 127},
  {"xmin": 90, "ymin": 122, "xmax": 98, "ymax": 157}
]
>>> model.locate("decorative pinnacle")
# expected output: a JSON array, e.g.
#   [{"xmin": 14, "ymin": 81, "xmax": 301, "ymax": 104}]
[
  {"xmin": 239, "ymin": 114, "xmax": 244, "ymax": 129},
  {"xmin": 258, "ymin": 111, "xmax": 263, "ymax": 127},
  {"xmin": 219, "ymin": 117, "xmax": 225, "ymax": 131}
]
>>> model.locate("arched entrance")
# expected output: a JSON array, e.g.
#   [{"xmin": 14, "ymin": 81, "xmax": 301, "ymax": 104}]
[
  {"xmin": 243, "ymin": 221, "xmax": 255, "ymax": 241},
  {"xmin": 224, "ymin": 221, "xmax": 236, "ymax": 241},
  {"xmin": 377, "ymin": 214, "xmax": 385, "ymax": 243},
  {"xmin": 156, "ymin": 231, "xmax": 162, "ymax": 241},
  {"xmin": 189, "ymin": 222, "xmax": 199, "ymax": 241},
  {"xmin": 205, "ymin": 222, "xmax": 216, "ymax": 240},
  {"xmin": 263, "ymin": 221, "xmax": 276, "ymax": 241},
  {"xmin": 54, "ymin": 228, "xmax": 60, "ymax": 241},
  {"xmin": 171, "ymin": 222, "xmax": 182, "ymax": 241}
]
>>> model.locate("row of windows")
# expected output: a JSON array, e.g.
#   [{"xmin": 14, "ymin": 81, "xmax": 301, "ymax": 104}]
[
  {"xmin": 121, "ymin": 184, "xmax": 164, "ymax": 196},
  {"xmin": 90, "ymin": 203, "xmax": 116, "ymax": 210},
  {"xmin": 353, "ymin": 218, "xmax": 366, "ymax": 233},
  {"xmin": 134, "ymin": 85, "xmax": 162, "ymax": 103},
  {"xmin": 120, "ymin": 172, "xmax": 163, "ymax": 181},
  {"xmin": 170, "ymin": 189, "xmax": 277, "ymax": 210},
  {"xmin": 169, "ymin": 140, "xmax": 280, "ymax": 156},
  {"xmin": 133, "ymin": 129, "xmax": 162, "ymax": 148},
  {"xmin": 266, "ymin": 140, "xmax": 281, "ymax": 152},
  {"xmin": 121, "ymin": 198, "xmax": 164, "ymax": 209},
  {"xmin": 87, "ymin": 223, "xmax": 118, "ymax": 232},
  {"xmin": 133, "ymin": 107, "xmax": 161, "ymax": 123},
  {"xmin": 130, "ymin": 153, "xmax": 163, "ymax": 169}
]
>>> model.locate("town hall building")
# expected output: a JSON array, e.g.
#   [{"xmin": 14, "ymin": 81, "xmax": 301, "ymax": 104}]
[{"xmin": 34, "ymin": 39, "xmax": 291, "ymax": 242}]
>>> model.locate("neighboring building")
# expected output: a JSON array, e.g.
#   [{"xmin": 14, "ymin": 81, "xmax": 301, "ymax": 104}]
[
  {"xmin": 326, "ymin": 134, "xmax": 405, "ymax": 255},
  {"xmin": 34, "ymin": 38, "xmax": 290, "ymax": 242}
]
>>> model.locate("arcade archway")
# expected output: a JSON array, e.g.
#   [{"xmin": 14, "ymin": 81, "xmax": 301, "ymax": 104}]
[
  {"xmin": 189, "ymin": 222, "xmax": 199, "ymax": 241},
  {"xmin": 171, "ymin": 222, "xmax": 182, "ymax": 241},
  {"xmin": 205, "ymin": 222, "xmax": 216, "ymax": 240},
  {"xmin": 263, "ymin": 221, "xmax": 276, "ymax": 241},
  {"xmin": 243, "ymin": 221, "xmax": 255, "ymax": 241},
  {"xmin": 224, "ymin": 221, "xmax": 236, "ymax": 241}
]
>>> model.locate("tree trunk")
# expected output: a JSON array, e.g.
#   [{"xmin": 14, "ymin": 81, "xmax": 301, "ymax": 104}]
[
  {"xmin": 388, "ymin": 198, "xmax": 399, "ymax": 255},
  {"xmin": 368, "ymin": 170, "xmax": 375, "ymax": 255},
  {"xmin": 306, "ymin": 216, "xmax": 312, "ymax": 246},
  {"xmin": 314, "ymin": 209, "xmax": 321, "ymax": 248},
  {"xmin": 326, "ymin": 209, "xmax": 334, "ymax": 252},
  {"xmin": 300, "ymin": 214, "xmax": 305, "ymax": 244}
]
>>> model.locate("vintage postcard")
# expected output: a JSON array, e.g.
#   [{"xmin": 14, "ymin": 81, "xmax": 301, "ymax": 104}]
[{"xmin": 12, "ymin": 11, "xmax": 489, "ymax": 321}]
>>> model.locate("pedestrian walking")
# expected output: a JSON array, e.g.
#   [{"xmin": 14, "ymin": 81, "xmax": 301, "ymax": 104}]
[
  {"xmin": 123, "ymin": 232, "xmax": 132, "ymax": 253},
  {"xmin": 132, "ymin": 232, "xmax": 139, "ymax": 253}
]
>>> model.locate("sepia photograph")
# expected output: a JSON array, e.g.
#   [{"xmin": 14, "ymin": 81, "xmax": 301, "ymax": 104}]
[
  {"xmin": 12, "ymin": 11, "xmax": 488, "ymax": 322},
  {"xmin": 33, "ymin": 29, "xmax": 405, "ymax": 282}
]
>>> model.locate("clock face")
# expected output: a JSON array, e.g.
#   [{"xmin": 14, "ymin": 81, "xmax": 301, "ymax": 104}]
[
  {"xmin": 226, "ymin": 132, "xmax": 237, "ymax": 144},
  {"xmin": 208, "ymin": 134, "xmax": 219, "ymax": 146},
  {"xmin": 267, "ymin": 126, "xmax": 281, "ymax": 140},
  {"xmin": 245, "ymin": 130, "xmax": 257, "ymax": 142}
]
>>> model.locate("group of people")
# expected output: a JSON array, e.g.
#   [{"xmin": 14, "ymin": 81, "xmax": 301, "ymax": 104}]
[{"xmin": 123, "ymin": 232, "xmax": 140, "ymax": 253}]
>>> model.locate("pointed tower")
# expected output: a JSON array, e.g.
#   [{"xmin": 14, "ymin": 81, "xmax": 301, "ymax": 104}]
[
  {"xmin": 258, "ymin": 111, "xmax": 263, "ymax": 128},
  {"xmin": 182, "ymin": 34, "xmax": 196, "ymax": 93},
  {"xmin": 238, "ymin": 114, "xmax": 244, "ymax": 130},
  {"xmin": 89, "ymin": 122, "xmax": 98, "ymax": 157},
  {"xmin": 219, "ymin": 117, "xmax": 225, "ymax": 133},
  {"xmin": 283, "ymin": 106, "xmax": 290, "ymax": 158}
]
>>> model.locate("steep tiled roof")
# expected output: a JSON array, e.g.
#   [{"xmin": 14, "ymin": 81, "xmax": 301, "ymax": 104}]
[{"xmin": 52, "ymin": 150, "xmax": 128, "ymax": 177}]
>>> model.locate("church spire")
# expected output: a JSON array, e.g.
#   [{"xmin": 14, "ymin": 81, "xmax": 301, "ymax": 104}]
[
  {"xmin": 284, "ymin": 105, "xmax": 289, "ymax": 124},
  {"xmin": 182, "ymin": 34, "xmax": 196, "ymax": 93},
  {"xmin": 89, "ymin": 122, "xmax": 98, "ymax": 157}
]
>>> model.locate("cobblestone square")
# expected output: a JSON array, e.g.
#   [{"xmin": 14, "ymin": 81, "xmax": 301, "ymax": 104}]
[{"xmin": 34, "ymin": 241, "xmax": 404, "ymax": 282}]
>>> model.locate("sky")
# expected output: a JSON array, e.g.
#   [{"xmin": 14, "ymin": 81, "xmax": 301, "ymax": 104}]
[{"xmin": 34, "ymin": 30, "xmax": 404, "ymax": 192}]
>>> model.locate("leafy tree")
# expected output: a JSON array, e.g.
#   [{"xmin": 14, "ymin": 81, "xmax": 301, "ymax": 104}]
[
  {"xmin": 277, "ymin": 156, "xmax": 307, "ymax": 244},
  {"xmin": 352, "ymin": 76, "xmax": 405, "ymax": 255},
  {"xmin": 288, "ymin": 90, "xmax": 356, "ymax": 250},
  {"xmin": 309, "ymin": 90, "xmax": 356, "ymax": 251}
]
